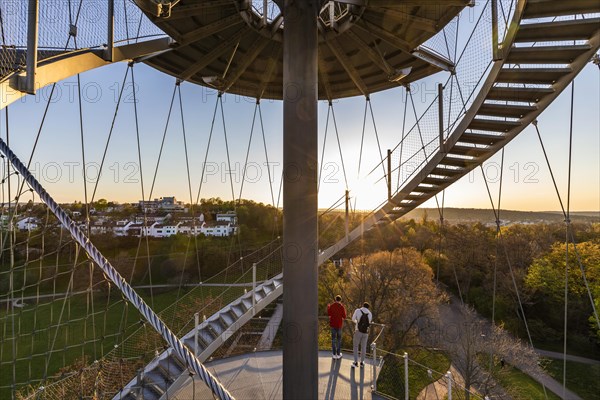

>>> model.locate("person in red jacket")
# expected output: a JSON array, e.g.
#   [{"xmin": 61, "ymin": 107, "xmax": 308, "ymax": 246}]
[{"xmin": 327, "ymin": 295, "xmax": 347, "ymax": 360}]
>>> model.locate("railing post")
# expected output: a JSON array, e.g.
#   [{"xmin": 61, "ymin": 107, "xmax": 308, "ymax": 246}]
[
  {"xmin": 344, "ymin": 190, "xmax": 350, "ymax": 239},
  {"xmin": 194, "ymin": 312, "xmax": 200, "ymax": 356},
  {"xmin": 252, "ymin": 262, "xmax": 257, "ymax": 314},
  {"xmin": 371, "ymin": 342, "xmax": 377, "ymax": 392},
  {"xmin": 107, "ymin": 0, "xmax": 115, "ymax": 61},
  {"xmin": 25, "ymin": 0, "xmax": 39, "ymax": 94},
  {"xmin": 404, "ymin": 352, "xmax": 409, "ymax": 400},
  {"xmin": 263, "ymin": 0, "xmax": 268, "ymax": 25},
  {"xmin": 438, "ymin": 83, "xmax": 444, "ymax": 149},
  {"xmin": 491, "ymin": 0, "xmax": 502, "ymax": 60},
  {"xmin": 387, "ymin": 149, "xmax": 392, "ymax": 200},
  {"xmin": 446, "ymin": 371, "xmax": 453, "ymax": 400}
]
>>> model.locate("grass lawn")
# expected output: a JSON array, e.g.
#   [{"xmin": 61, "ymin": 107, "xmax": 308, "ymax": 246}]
[
  {"xmin": 543, "ymin": 359, "xmax": 600, "ymax": 400},
  {"xmin": 376, "ymin": 347, "xmax": 451, "ymax": 399},
  {"xmin": 491, "ymin": 364, "xmax": 561, "ymax": 400},
  {"xmin": 0, "ymin": 284, "xmax": 240, "ymax": 398}
]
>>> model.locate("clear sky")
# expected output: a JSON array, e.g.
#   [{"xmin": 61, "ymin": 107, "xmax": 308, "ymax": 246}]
[{"xmin": 1, "ymin": 2, "xmax": 599, "ymax": 214}]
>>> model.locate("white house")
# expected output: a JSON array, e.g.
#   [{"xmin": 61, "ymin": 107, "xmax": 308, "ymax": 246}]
[
  {"xmin": 200, "ymin": 221, "xmax": 236, "ymax": 237},
  {"xmin": 147, "ymin": 222, "xmax": 181, "ymax": 238},
  {"xmin": 16, "ymin": 217, "xmax": 39, "ymax": 231}
]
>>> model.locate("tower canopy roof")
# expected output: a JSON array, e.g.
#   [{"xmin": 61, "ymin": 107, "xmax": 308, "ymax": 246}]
[{"xmin": 136, "ymin": 0, "xmax": 468, "ymax": 100}]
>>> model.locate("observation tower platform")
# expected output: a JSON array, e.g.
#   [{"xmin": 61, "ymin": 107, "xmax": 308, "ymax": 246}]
[{"xmin": 169, "ymin": 350, "xmax": 379, "ymax": 399}]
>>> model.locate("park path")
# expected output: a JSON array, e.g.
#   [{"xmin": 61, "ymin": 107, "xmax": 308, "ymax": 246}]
[
  {"xmin": 534, "ymin": 348, "xmax": 600, "ymax": 366},
  {"xmin": 427, "ymin": 298, "xmax": 583, "ymax": 400}
]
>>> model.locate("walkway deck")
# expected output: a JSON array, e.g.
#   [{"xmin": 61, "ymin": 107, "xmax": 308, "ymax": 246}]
[{"xmin": 171, "ymin": 350, "xmax": 378, "ymax": 400}]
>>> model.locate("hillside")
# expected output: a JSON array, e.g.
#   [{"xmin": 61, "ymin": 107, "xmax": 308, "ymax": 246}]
[{"xmin": 401, "ymin": 208, "xmax": 599, "ymax": 224}]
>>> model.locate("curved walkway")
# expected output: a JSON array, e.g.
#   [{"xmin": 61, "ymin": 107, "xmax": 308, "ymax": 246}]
[{"xmin": 534, "ymin": 349, "xmax": 600, "ymax": 366}]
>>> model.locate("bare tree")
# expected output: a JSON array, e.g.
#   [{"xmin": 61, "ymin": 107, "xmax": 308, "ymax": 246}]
[
  {"xmin": 441, "ymin": 305, "xmax": 542, "ymax": 399},
  {"xmin": 320, "ymin": 248, "xmax": 446, "ymax": 348}
]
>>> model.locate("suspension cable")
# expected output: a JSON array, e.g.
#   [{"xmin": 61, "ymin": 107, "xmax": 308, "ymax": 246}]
[
  {"xmin": 562, "ymin": 79, "xmax": 576, "ymax": 398},
  {"xmin": 357, "ymin": 99, "xmax": 368, "ymax": 177},
  {"xmin": 331, "ymin": 102, "xmax": 349, "ymax": 190},
  {"xmin": 479, "ymin": 160, "xmax": 549, "ymax": 399}
]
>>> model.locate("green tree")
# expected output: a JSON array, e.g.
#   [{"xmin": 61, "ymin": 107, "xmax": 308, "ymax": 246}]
[
  {"xmin": 526, "ymin": 242, "xmax": 600, "ymax": 301},
  {"xmin": 525, "ymin": 241, "xmax": 600, "ymax": 338}
]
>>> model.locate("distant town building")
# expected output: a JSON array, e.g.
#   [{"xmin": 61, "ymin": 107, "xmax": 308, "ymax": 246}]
[
  {"xmin": 108, "ymin": 212, "xmax": 238, "ymax": 238},
  {"xmin": 138, "ymin": 196, "xmax": 187, "ymax": 213},
  {"xmin": 216, "ymin": 211, "xmax": 237, "ymax": 225}
]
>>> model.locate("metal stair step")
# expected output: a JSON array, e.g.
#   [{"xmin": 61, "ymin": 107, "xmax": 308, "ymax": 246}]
[
  {"xmin": 221, "ymin": 310, "xmax": 236, "ymax": 325},
  {"xmin": 469, "ymin": 118, "xmax": 521, "ymax": 133},
  {"xmin": 140, "ymin": 387, "xmax": 161, "ymax": 399},
  {"xmin": 459, "ymin": 132, "xmax": 505, "ymax": 146},
  {"xmin": 430, "ymin": 167, "xmax": 463, "ymax": 177},
  {"xmin": 506, "ymin": 44, "xmax": 592, "ymax": 64},
  {"xmin": 515, "ymin": 18, "xmax": 600, "ymax": 42},
  {"xmin": 158, "ymin": 355, "xmax": 185, "ymax": 376},
  {"xmin": 440, "ymin": 156, "xmax": 478, "ymax": 168},
  {"xmin": 523, "ymin": 0, "xmax": 600, "ymax": 19},
  {"xmin": 144, "ymin": 370, "xmax": 170, "ymax": 391},
  {"xmin": 199, "ymin": 327, "xmax": 217, "ymax": 342},
  {"xmin": 141, "ymin": 378, "xmax": 165, "ymax": 397},
  {"xmin": 450, "ymin": 145, "xmax": 490, "ymax": 157},
  {"xmin": 422, "ymin": 176, "xmax": 450, "ymax": 185},
  {"xmin": 478, "ymin": 102, "xmax": 538, "ymax": 118},
  {"xmin": 241, "ymin": 298, "xmax": 252, "ymax": 310},
  {"xmin": 496, "ymin": 67, "xmax": 571, "ymax": 84},
  {"xmin": 231, "ymin": 303, "xmax": 244, "ymax": 317},
  {"xmin": 254, "ymin": 288, "xmax": 266, "ymax": 301},
  {"xmin": 414, "ymin": 185, "xmax": 438, "ymax": 194},
  {"xmin": 404, "ymin": 194, "xmax": 426, "ymax": 201},
  {"xmin": 487, "ymin": 86, "xmax": 554, "ymax": 103},
  {"xmin": 208, "ymin": 320, "xmax": 224, "ymax": 336}
]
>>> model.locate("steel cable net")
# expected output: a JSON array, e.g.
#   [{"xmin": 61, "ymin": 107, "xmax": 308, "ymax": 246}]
[
  {"xmin": 387, "ymin": 0, "xmax": 520, "ymax": 196},
  {"xmin": 0, "ymin": 0, "xmax": 165, "ymax": 81},
  {"xmin": 375, "ymin": 350, "xmax": 485, "ymax": 400},
  {"xmin": 0, "ymin": 200, "xmax": 282, "ymax": 400}
]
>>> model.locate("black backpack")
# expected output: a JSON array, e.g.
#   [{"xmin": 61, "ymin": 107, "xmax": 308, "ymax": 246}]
[{"xmin": 357, "ymin": 310, "xmax": 370, "ymax": 333}]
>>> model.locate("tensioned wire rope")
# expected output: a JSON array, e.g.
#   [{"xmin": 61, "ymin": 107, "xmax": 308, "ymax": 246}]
[{"xmin": 479, "ymin": 151, "xmax": 551, "ymax": 399}]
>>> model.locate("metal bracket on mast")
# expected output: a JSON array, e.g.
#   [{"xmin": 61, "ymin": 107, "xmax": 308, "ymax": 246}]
[{"xmin": 24, "ymin": 0, "xmax": 39, "ymax": 95}]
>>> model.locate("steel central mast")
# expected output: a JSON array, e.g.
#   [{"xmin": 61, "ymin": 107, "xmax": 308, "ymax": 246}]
[{"xmin": 282, "ymin": 0, "xmax": 320, "ymax": 398}]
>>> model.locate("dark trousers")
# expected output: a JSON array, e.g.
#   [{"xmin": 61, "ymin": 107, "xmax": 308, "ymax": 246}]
[{"xmin": 331, "ymin": 327, "xmax": 342, "ymax": 355}]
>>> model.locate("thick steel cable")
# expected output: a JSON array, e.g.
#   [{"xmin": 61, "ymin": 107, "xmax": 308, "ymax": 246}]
[
  {"xmin": 195, "ymin": 96, "xmax": 220, "ymax": 205},
  {"xmin": 396, "ymin": 89, "xmax": 409, "ymax": 190},
  {"xmin": 331, "ymin": 102, "xmax": 349, "ymax": 190},
  {"xmin": 479, "ymin": 162, "xmax": 549, "ymax": 399},
  {"xmin": 217, "ymin": 94, "xmax": 244, "ymax": 269},
  {"xmin": 172, "ymin": 82, "xmax": 205, "ymax": 327},
  {"xmin": 533, "ymin": 120, "xmax": 599, "ymax": 331},
  {"xmin": 0, "ymin": 137, "xmax": 236, "ymax": 400},
  {"xmin": 74, "ymin": 60, "xmax": 100, "ymax": 361},
  {"xmin": 367, "ymin": 98, "xmax": 386, "ymax": 179},
  {"xmin": 318, "ymin": 103, "xmax": 331, "ymax": 193},
  {"xmin": 357, "ymin": 99, "xmax": 368, "ymax": 177},
  {"xmin": 562, "ymin": 80, "xmax": 576, "ymax": 398},
  {"xmin": 0, "ymin": 3, "xmax": 6, "ymax": 45},
  {"xmin": 258, "ymin": 103, "xmax": 276, "ymax": 209}
]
